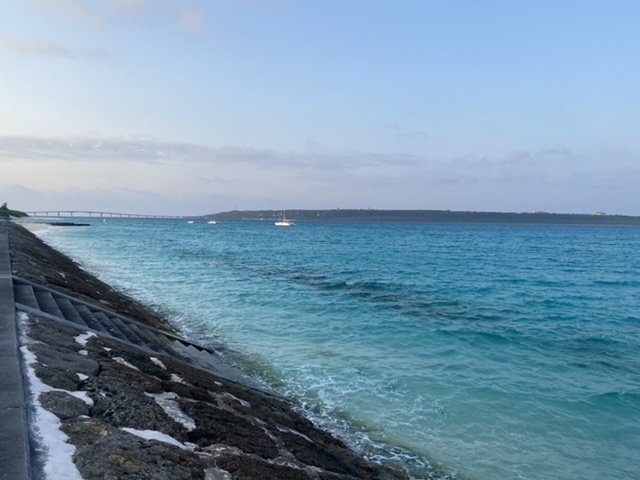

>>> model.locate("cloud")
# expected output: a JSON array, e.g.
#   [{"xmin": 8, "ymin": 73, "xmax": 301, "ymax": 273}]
[
  {"xmin": 304, "ymin": 139, "xmax": 323, "ymax": 153},
  {"xmin": 28, "ymin": 0, "xmax": 104, "ymax": 26},
  {"xmin": 0, "ymin": 134, "xmax": 425, "ymax": 172},
  {"xmin": 107, "ymin": 0, "xmax": 150, "ymax": 13},
  {"xmin": 387, "ymin": 122, "xmax": 430, "ymax": 144},
  {"xmin": 1, "ymin": 34, "xmax": 109, "ymax": 61},
  {"xmin": 177, "ymin": 7, "xmax": 206, "ymax": 36},
  {"xmin": 2, "ymin": 134, "xmax": 637, "ymax": 215},
  {"xmin": 537, "ymin": 146, "xmax": 572, "ymax": 158},
  {"xmin": 0, "ymin": 134, "xmax": 579, "ymax": 193},
  {"xmin": 456, "ymin": 146, "xmax": 577, "ymax": 173},
  {"xmin": 0, "ymin": 135, "xmax": 168, "ymax": 162},
  {"xmin": 25, "ymin": 0, "xmax": 208, "ymax": 36}
]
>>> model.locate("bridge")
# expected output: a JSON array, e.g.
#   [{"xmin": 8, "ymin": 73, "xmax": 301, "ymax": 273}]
[{"xmin": 24, "ymin": 211, "xmax": 190, "ymax": 220}]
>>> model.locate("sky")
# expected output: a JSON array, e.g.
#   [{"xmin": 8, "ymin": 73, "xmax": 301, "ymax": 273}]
[{"xmin": 1, "ymin": 0, "xmax": 639, "ymax": 216}]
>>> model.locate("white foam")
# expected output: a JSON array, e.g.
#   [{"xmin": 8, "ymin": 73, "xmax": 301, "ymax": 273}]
[
  {"xmin": 113, "ymin": 357, "xmax": 141, "ymax": 371},
  {"xmin": 19, "ymin": 222, "xmax": 52, "ymax": 234}
]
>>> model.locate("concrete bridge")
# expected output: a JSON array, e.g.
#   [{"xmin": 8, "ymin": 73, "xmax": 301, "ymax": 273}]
[{"xmin": 25, "ymin": 211, "xmax": 189, "ymax": 220}]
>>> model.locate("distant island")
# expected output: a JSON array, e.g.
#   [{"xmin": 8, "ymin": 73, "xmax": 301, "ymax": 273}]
[
  {"xmin": 5, "ymin": 203, "xmax": 640, "ymax": 225},
  {"xmin": 202, "ymin": 209, "xmax": 640, "ymax": 225}
]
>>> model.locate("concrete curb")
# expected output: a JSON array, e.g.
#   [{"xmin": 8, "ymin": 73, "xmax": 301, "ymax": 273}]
[{"xmin": 0, "ymin": 220, "xmax": 32, "ymax": 480}]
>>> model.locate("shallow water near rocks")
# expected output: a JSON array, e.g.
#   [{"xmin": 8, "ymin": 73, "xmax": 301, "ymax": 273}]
[{"xmin": 38, "ymin": 219, "xmax": 640, "ymax": 479}]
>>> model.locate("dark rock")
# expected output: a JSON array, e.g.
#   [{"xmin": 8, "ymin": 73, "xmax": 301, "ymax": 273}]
[
  {"xmin": 215, "ymin": 453, "xmax": 314, "ymax": 480},
  {"xmin": 62, "ymin": 417, "xmax": 204, "ymax": 480},
  {"xmin": 27, "ymin": 315, "xmax": 87, "ymax": 351},
  {"xmin": 162, "ymin": 381, "xmax": 214, "ymax": 402},
  {"xmin": 45, "ymin": 222, "xmax": 90, "ymax": 227},
  {"xmin": 181, "ymin": 400, "xmax": 280, "ymax": 459},
  {"xmin": 97, "ymin": 357, "xmax": 164, "ymax": 394},
  {"xmin": 277, "ymin": 428, "xmax": 363, "ymax": 476},
  {"xmin": 83, "ymin": 376, "xmax": 187, "ymax": 442},
  {"xmin": 39, "ymin": 391, "xmax": 89, "ymax": 419},
  {"xmin": 30, "ymin": 342, "xmax": 99, "ymax": 390}
]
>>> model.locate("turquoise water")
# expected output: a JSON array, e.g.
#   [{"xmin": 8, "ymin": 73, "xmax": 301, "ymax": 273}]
[{"xmin": 37, "ymin": 220, "xmax": 640, "ymax": 479}]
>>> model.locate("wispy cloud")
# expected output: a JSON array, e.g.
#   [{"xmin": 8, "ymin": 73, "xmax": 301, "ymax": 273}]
[
  {"xmin": 387, "ymin": 122, "xmax": 430, "ymax": 145},
  {"xmin": 107, "ymin": 0, "xmax": 150, "ymax": 13},
  {"xmin": 1, "ymin": 34, "xmax": 109, "ymax": 61},
  {"xmin": 28, "ymin": 0, "xmax": 105, "ymax": 26},
  {"xmin": 2, "ymin": 134, "xmax": 638, "ymax": 214},
  {"xmin": 0, "ymin": 134, "xmax": 424, "ymax": 172},
  {"xmin": 1, "ymin": 134, "xmax": 633, "ymax": 197},
  {"xmin": 26, "ymin": 0, "xmax": 208, "ymax": 35},
  {"xmin": 177, "ymin": 7, "xmax": 206, "ymax": 36}
]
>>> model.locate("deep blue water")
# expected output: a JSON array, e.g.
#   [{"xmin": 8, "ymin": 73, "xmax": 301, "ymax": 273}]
[{"xmin": 36, "ymin": 219, "xmax": 640, "ymax": 479}]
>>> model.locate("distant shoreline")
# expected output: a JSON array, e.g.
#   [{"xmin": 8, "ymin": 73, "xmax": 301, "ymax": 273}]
[{"xmin": 203, "ymin": 209, "xmax": 640, "ymax": 226}]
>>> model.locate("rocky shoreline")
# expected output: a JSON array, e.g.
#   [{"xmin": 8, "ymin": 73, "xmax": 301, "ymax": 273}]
[{"xmin": 7, "ymin": 222, "xmax": 409, "ymax": 480}]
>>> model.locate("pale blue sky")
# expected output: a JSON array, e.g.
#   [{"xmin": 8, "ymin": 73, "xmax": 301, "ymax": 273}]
[{"xmin": 1, "ymin": 0, "xmax": 638, "ymax": 215}]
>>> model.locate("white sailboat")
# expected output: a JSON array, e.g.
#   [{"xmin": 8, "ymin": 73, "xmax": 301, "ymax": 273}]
[{"xmin": 275, "ymin": 211, "xmax": 295, "ymax": 227}]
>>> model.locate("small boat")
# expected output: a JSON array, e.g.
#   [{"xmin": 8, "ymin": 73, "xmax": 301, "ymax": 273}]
[
  {"xmin": 208, "ymin": 220, "xmax": 218, "ymax": 224},
  {"xmin": 187, "ymin": 220, "xmax": 194, "ymax": 224},
  {"xmin": 275, "ymin": 211, "xmax": 295, "ymax": 227}
]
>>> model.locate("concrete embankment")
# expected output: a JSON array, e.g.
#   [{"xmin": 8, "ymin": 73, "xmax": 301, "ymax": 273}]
[{"xmin": 1, "ymin": 220, "xmax": 407, "ymax": 480}]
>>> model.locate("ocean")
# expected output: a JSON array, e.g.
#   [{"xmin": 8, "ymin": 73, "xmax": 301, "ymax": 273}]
[{"xmin": 35, "ymin": 219, "xmax": 640, "ymax": 479}]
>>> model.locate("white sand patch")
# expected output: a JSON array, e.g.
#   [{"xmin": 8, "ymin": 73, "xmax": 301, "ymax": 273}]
[
  {"xmin": 277, "ymin": 426, "xmax": 313, "ymax": 443},
  {"xmin": 149, "ymin": 356, "xmax": 167, "ymax": 370},
  {"xmin": 146, "ymin": 392, "xmax": 196, "ymax": 431},
  {"xmin": 113, "ymin": 357, "xmax": 140, "ymax": 371},
  {"xmin": 78, "ymin": 350, "xmax": 88, "ymax": 356},
  {"xmin": 19, "ymin": 341, "xmax": 83, "ymax": 480},
  {"xmin": 121, "ymin": 428, "xmax": 188, "ymax": 450},
  {"xmin": 67, "ymin": 390, "xmax": 94, "ymax": 406},
  {"xmin": 170, "ymin": 374, "xmax": 186, "ymax": 384},
  {"xmin": 103, "ymin": 347, "xmax": 112, "ymax": 352},
  {"xmin": 76, "ymin": 373, "xmax": 88, "ymax": 381},
  {"xmin": 222, "ymin": 393, "xmax": 251, "ymax": 408},
  {"xmin": 74, "ymin": 331, "xmax": 96, "ymax": 347}
]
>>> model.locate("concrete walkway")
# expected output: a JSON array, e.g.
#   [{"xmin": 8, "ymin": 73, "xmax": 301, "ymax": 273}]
[{"xmin": 0, "ymin": 220, "xmax": 31, "ymax": 479}]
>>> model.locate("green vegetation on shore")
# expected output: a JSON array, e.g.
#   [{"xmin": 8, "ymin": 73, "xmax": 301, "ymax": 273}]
[
  {"xmin": 0, "ymin": 203, "xmax": 28, "ymax": 218},
  {"xmin": 203, "ymin": 209, "xmax": 640, "ymax": 225}
]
